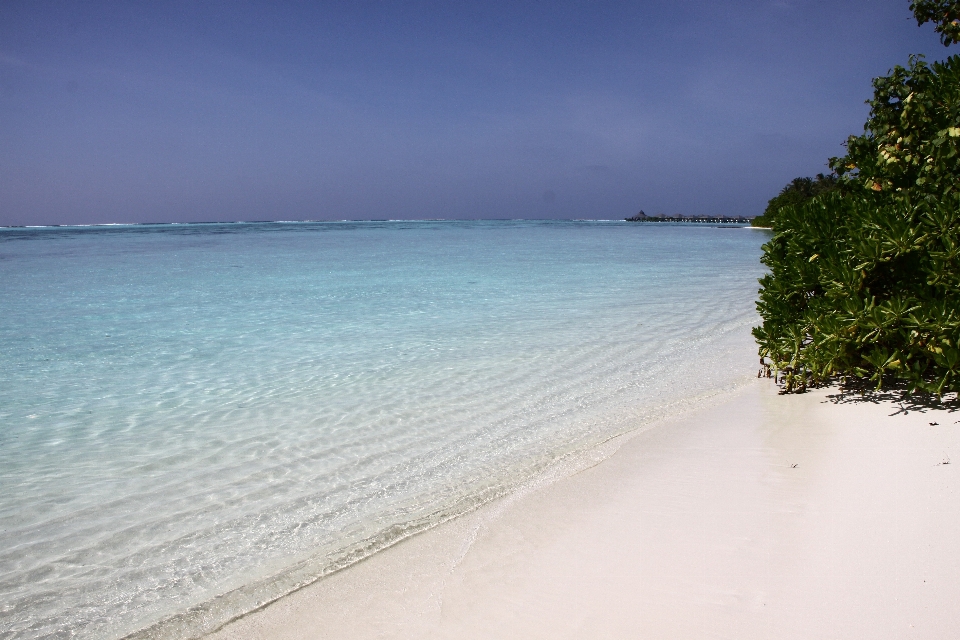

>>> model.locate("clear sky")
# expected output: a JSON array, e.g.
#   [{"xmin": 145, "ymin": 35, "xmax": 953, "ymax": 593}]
[{"xmin": 0, "ymin": 1, "xmax": 946, "ymax": 225}]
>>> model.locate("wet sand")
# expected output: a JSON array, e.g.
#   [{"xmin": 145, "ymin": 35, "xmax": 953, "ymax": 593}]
[{"xmin": 207, "ymin": 379, "xmax": 960, "ymax": 639}]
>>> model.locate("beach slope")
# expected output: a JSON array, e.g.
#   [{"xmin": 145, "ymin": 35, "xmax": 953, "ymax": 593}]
[{"xmin": 208, "ymin": 380, "xmax": 959, "ymax": 639}]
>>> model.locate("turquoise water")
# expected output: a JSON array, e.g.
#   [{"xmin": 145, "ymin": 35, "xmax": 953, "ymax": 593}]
[{"xmin": 0, "ymin": 220, "xmax": 766, "ymax": 639}]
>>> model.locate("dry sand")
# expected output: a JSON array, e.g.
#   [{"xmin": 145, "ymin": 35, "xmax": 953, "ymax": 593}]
[{"xmin": 207, "ymin": 379, "xmax": 959, "ymax": 639}]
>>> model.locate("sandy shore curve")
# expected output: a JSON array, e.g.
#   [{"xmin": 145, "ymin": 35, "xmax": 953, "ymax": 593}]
[{"xmin": 207, "ymin": 379, "xmax": 959, "ymax": 639}]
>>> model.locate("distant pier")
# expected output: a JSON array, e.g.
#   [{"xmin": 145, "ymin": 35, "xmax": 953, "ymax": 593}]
[{"xmin": 625, "ymin": 211, "xmax": 751, "ymax": 224}]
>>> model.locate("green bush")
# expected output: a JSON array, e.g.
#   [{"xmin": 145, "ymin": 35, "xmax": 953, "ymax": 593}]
[{"xmin": 754, "ymin": 45, "xmax": 960, "ymax": 394}]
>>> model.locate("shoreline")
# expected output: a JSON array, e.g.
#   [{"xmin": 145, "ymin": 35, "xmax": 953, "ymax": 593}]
[
  {"xmin": 206, "ymin": 379, "xmax": 959, "ymax": 639},
  {"xmin": 137, "ymin": 377, "xmax": 761, "ymax": 640}
]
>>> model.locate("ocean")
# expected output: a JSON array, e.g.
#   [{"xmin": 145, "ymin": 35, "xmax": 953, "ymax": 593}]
[{"xmin": 0, "ymin": 220, "xmax": 767, "ymax": 639}]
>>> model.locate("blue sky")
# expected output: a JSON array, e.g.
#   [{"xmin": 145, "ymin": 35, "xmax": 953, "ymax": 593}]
[{"xmin": 0, "ymin": 1, "xmax": 945, "ymax": 225}]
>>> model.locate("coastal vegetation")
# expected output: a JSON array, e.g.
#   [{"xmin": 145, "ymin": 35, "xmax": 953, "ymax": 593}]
[
  {"xmin": 750, "ymin": 174, "xmax": 838, "ymax": 228},
  {"xmin": 754, "ymin": 1, "xmax": 960, "ymax": 394}
]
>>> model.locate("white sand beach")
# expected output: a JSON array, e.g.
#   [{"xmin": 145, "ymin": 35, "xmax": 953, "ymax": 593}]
[{"xmin": 208, "ymin": 379, "xmax": 960, "ymax": 639}]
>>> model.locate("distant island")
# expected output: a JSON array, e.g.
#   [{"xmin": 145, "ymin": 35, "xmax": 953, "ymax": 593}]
[{"xmin": 625, "ymin": 210, "xmax": 751, "ymax": 224}]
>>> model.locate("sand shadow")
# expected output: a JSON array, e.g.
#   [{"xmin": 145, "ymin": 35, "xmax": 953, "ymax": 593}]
[{"xmin": 817, "ymin": 378, "xmax": 959, "ymax": 416}]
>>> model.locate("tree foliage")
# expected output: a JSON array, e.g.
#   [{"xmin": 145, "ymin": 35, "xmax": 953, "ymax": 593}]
[
  {"xmin": 754, "ymin": 14, "xmax": 960, "ymax": 395},
  {"xmin": 910, "ymin": 0, "xmax": 960, "ymax": 46},
  {"xmin": 751, "ymin": 174, "xmax": 838, "ymax": 228},
  {"xmin": 830, "ymin": 54, "xmax": 960, "ymax": 200}
]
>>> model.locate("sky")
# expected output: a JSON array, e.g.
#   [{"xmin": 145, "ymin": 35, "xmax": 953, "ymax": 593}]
[{"xmin": 0, "ymin": 1, "xmax": 947, "ymax": 225}]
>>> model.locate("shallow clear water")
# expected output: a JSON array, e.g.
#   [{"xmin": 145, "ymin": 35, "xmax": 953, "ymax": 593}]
[{"xmin": 0, "ymin": 220, "xmax": 766, "ymax": 639}]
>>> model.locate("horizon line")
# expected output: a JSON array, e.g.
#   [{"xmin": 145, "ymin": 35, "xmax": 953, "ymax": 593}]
[{"xmin": 1, "ymin": 216, "xmax": 757, "ymax": 230}]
